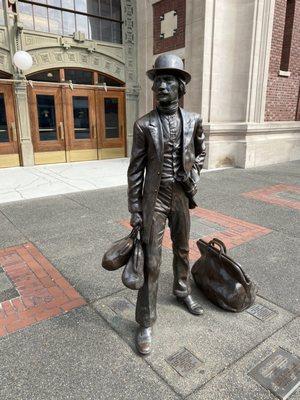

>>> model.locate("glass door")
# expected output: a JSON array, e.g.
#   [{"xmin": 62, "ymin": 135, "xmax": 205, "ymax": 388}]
[
  {"xmin": 0, "ymin": 84, "xmax": 20, "ymax": 168},
  {"xmin": 96, "ymin": 90, "xmax": 126, "ymax": 159},
  {"xmin": 28, "ymin": 85, "xmax": 66, "ymax": 164},
  {"xmin": 65, "ymin": 88, "xmax": 98, "ymax": 162}
]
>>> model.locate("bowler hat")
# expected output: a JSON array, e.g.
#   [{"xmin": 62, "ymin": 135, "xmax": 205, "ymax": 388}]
[{"xmin": 147, "ymin": 54, "xmax": 191, "ymax": 84}]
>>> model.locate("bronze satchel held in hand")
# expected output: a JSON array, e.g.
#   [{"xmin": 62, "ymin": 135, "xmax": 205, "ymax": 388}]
[
  {"xmin": 192, "ymin": 238, "xmax": 257, "ymax": 312},
  {"xmin": 122, "ymin": 231, "xmax": 144, "ymax": 290},
  {"xmin": 102, "ymin": 227, "xmax": 139, "ymax": 271}
]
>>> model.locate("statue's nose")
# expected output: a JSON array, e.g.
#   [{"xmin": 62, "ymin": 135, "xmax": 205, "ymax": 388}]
[{"xmin": 159, "ymin": 81, "xmax": 167, "ymax": 89}]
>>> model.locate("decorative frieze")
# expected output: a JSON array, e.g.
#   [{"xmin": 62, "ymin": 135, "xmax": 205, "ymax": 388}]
[
  {"xmin": 28, "ymin": 48, "xmax": 125, "ymax": 81},
  {"xmin": 0, "ymin": 50, "xmax": 10, "ymax": 72}
]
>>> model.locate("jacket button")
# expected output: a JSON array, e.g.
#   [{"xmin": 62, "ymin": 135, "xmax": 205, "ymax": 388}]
[
  {"xmin": 157, "ymin": 171, "xmax": 160, "ymax": 175},
  {"xmin": 154, "ymin": 189, "xmax": 158, "ymax": 192}
]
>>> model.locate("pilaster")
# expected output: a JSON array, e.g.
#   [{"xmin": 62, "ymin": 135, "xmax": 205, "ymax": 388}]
[
  {"xmin": 246, "ymin": 0, "xmax": 275, "ymax": 122},
  {"xmin": 14, "ymin": 81, "xmax": 34, "ymax": 166},
  {"xmin": 122, "ymin": 0, "xmax": 139, "ymax": 155}
]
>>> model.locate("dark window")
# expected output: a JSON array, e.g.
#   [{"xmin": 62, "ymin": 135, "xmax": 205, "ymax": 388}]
[
  {"xmin": 0, "ymin": 0, "xmax": 5, "ymax": 26},
  {"xmin": 28, "ymin": 70, "xmax": 60, "ymax": 82},
  {"xmin": 104, "ymin": 98, "xmax": 119, "ymax": 138},
  {"xmin": 98, "ymin": 73, "xmax": 124, "ymax": 87},
  {"xmin": 280, "ymin": 0, "xmax": 296, "ymax": 72},
  {"xmin": 65, "ymin": 69, "xmax": 93, "ymax": 84},
  {"xmin": 73, "ymin": 96, "xmax": 90, "ymax": 139},
  {"xmin": 0, "ymin": 94, "xmax": 9, "ymax": 143},
  {"xmin": 37, "ymin": 94, "xmax": 58, "ymax": 141},
  {"xmin": 18, "ymin": 0, "xmax": 122, "ymax": 43}
]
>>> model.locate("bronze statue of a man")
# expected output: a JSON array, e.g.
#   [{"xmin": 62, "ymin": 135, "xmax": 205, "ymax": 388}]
[{"xmin": 127, "ymin": 54, "xmax": 206, "ymax": 355}]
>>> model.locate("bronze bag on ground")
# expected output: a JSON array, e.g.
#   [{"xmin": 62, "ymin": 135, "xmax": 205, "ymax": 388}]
[
  {"xmin": 122, "ymin": 234, "xmax": 144, "ymax": 290},
  {"xmin": 102, "ymin": 227, "xmax": 138, "ymax": 271},
  {"xmin": 192, "ymin": 238, "xmax": 257, "ymax": 312}
]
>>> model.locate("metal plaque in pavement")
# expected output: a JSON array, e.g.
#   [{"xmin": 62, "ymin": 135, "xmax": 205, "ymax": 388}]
[
  {"xmin": 166, "ymin": 348, "xmax": 204, "ymax": 377},
  {"xmin": 247, "ymin": 303, "xmax": 277, "ymax": 321},
  {"xmin": 109, "ymin": 298, "xmax": 135, "ymax": 314},
  {"xmin": 249, "ymin": 348, "xmax": 300, "ymax": 400}
]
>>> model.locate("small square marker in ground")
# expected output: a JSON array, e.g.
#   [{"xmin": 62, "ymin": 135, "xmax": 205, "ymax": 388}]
[
  {"xmin": 0, "ymin": 243, "xmax": 86, "ymax": 337},
  {"xmin": 166, "ymin": 348, "xmax": 204, "ymax": 377},
  {"xmin": 249, "ymin": 348, "xmax": 300, "ymax": 400},
  {"xmin": 247, "ymin": 304, "xmax": 278, "ymax": 321}
]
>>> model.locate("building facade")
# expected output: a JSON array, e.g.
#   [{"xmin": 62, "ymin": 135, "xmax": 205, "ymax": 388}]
[
  {"xmin": 137, "ymin": 0, "xmax": 300, "ymax": 169},
  {"xmin": 0, "ymin": 0, "xmax": 139, "ymax": 168},
  {"xmin": 0, "ymin": 0, "xmax": 299, "ymax": 170}
]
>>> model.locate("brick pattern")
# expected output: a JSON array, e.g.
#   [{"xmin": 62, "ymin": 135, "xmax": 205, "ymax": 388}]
[
  {"xmin": 265, "ymin": 0, "xmax": 300, "ymax": 121},
  {"xmin": 0, "ymin": 243, "xmax": 86, "ymax": 337},
  {"xmin": 243, "ymin": 184, "xmax": 300, "ymax": 210},
  {"xmin": 120, "ymin": 207, "xmax": 271, "ymax": 262},
  {"xmin": 153, "ymin": 0, "xmax": 186, "ymax": 55}
]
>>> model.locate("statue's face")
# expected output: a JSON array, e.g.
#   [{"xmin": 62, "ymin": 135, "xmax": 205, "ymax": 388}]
[{"xmin": 152, "ymin": 74, "xmax": 179, "ymax": 104}]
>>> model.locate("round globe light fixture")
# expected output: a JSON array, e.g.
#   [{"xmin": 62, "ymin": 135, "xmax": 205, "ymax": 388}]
[{"xmin": 13, "ymin": 51, "xmax": 33, "ymax": 71}]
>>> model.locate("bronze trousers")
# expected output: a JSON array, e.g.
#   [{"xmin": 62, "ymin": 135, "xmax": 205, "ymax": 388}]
[{"xmin": 136, "ymin": 181, "xmax": 191, "ymax": 327}]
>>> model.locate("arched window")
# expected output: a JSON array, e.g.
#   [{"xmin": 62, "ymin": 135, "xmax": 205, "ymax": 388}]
[
  {"xmin": 27, "ymin": 68, "xmax": 125, "ymax": 87},
  {"xmin": 18, "ymin": 0, "xmax": 122, "ymax": 44}
]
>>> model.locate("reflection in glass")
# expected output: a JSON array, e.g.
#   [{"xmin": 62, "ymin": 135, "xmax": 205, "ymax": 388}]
[
  {"xmin": 48, "ymin": 0, "xmax": 61, "ymax": 6},
  {"xmin": 104, "ymin": 98, "xmax": 119, "ymax": 139},
  {"xmin": 63, "ymin": 11, "xmax": 75, "ymax": 35},
  {"xmin": 48, "ymin": 8, "xmax": 63, "ymax": 35},
  {"xmin": 75, "ymin": 0, "xmax": 87, "ymax": 13},
  {"xmin": 111, "ymin": 0, "xmax": 121, "ymax": 19},
  {"xmin": 19, "ymin": 3, "xmax": 34, "ymax": 30},
  {"xmin": 76, "ymin": 14, "xmax": 88, "ymax": 37},
  {"xmin": 64, "ymin": 0, "xmax": 75, "ymax": 10},
  {"xmin": 100, "ymin": 0, "xmax": 111, "ymax": 18},
  {"xmin": 73, "ymin": 97, "xmax": 90, "ymax": 139},
  {"xmin": 111, "ymin": 21, "xmax": 121, "ymax": 43},
  {"xmin": 37, "ymin": 95, "xmax": 57, "ymax": 141},
  {"xmin": 65, "ymin": 69, "xmax": 93, "ymax": 84},
  {"xmin": 88, "ymin": 16, "xmax": 101, "ymax": 40},
  {"xmin": 33, "ymin": 5, "xmax": 49, "ymax": 32},
  {"xmin": 18, "ymin": 0, "xmax": 122, "ymax": 43},
  {"xmin": 101, "ymin": 19, "xmax": 112, "ymax": 42},
  {"xmin": 0, "ymin": 94, "xmax": 9, "ymax": 143}
]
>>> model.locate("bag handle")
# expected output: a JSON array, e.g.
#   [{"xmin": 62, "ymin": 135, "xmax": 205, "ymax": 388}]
[
  {"xmin": 129, "ymin": 226, "xmax": 140, "ymax": 239},
  {"xmin": 208, "ymin": 238, "xmax": 227, "ymax": 254}
]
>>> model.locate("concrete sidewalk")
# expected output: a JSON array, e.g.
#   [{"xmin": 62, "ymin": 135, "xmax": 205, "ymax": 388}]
[
  {"xmin": 0, "ymin": 160, "xmax": 299, "ymax": 400},
  {"xmin": 0, "ymin": 158, "xmax": 129, "ymax": 204}
]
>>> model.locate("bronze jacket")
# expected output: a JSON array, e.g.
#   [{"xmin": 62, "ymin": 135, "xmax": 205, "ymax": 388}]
[{"xmin": 127, "ymin": 108, "xmax": 206, "ymax": 243}]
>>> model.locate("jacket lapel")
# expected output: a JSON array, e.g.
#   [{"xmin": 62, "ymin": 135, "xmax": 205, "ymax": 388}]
[
  {"xmin": 149, "ymin": 110, "xmax": 164, "ymax": 161},
  {"xmin": 180, "ymin": 107, "xmax": 193, "ymax": 150}
]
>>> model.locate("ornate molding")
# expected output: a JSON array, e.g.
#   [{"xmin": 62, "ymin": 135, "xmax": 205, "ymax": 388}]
[
  {"xmin": 26, "ymin": 47, "xmax": 125, "ymax": 81},
  {"xmin": 123, "ymin": 0, "xmax": 139, "ymax": 89},
  {"xmin": 22, "ymin": 31, "xmax": 124, "ymax": 63},
  {"xmin": 0, "ymin": 28, "xmax": 9, "ymax": 50},
  {"xmin": 0, "ymin": 49, "xmax": 11, "ymax": 72}
]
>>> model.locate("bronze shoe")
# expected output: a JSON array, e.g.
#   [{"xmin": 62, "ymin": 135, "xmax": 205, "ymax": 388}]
[
  {"xmin": 136, "ymin": 326, "xmax": 152, "ymax": 355},
  {"xmin": 177, "ymin": 295, "xmax": 204, "ymax": 315}
]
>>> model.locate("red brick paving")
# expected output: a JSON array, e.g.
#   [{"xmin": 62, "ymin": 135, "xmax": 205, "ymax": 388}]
[
  {"xmin": 0, "ymin": 243, "xmax": 86, "ymax": 337},
  {"xmin": 120, "ymin": 206, "xmax": 271, "ymax": 261},
  {"xmin": 243, "ymin": 184, "xmax": 300, "ymax": 210}
]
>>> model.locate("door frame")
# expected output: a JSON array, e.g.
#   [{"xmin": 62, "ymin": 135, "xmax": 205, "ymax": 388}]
[
  {"xmin": 96, "ymin": 88, "xmax": 126, "ymax": 159},
  {"xmin": 28, "ymin": 84, "xmax": 66, "ymax": 164},
  {"xmin": 0, "ymin": 83, "xmax": 20, "ymax": 168},
  {"xmin": 28, "ymin": 83, "xmax": 127, "ymax": 164},
  {"xmin": 65, "ymin": 86, "xmax": 98, "ymax": 162}
]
